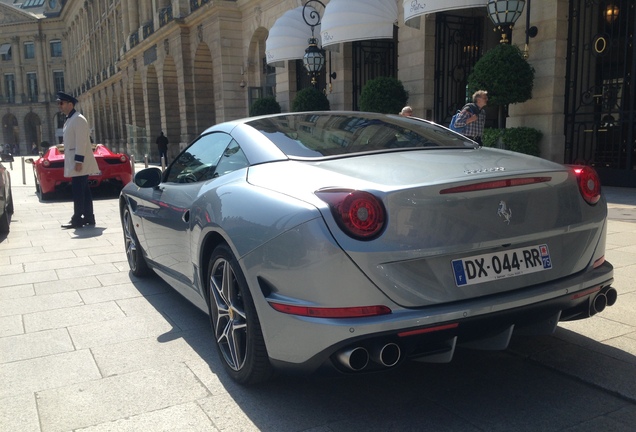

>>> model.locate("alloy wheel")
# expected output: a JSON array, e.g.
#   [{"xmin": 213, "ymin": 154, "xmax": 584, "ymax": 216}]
[{"xmin": 209, "ymin": 256, "xmax": 248, "ymax": 371}]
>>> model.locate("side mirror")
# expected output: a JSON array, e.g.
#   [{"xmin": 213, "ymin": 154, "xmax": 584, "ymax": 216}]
[
  {"xmin": 24, "ymin": 158, "xmax": 35, "ymax": 164},
  {"xmin": 134, "ymin": 167, "xmax": 162, "ymax": 188},
  {"xmin": 0, "ymin": 153, "xmax": 14, "ymax": 163}
]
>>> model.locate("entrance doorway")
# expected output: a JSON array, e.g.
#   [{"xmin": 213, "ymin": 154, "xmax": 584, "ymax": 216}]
[{"xmin": 565, "ymin": 0, "xmax": 635, "ymax": 187}]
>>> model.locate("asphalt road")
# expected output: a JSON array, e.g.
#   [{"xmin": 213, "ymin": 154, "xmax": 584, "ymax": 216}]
[{"xmin": 1, "ymin": 158, "xmax": 635, "ymax": 431}]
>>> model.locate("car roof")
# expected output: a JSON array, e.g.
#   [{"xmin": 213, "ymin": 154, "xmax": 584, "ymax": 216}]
[{"xmin": 202, "ymin": 111, "xmax": 476, "ymax": 163}]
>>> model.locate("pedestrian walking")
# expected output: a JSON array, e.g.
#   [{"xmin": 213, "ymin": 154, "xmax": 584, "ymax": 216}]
[
  {"xmin": 156, "ymin": 131, "xmax": 169, "ymax": 164},
  {"xmin": 452, "ymin": 90, "xmax": 488, "ymax": 145},
  {"xmin": 57, "ymin": 91, "xmax": 99, "ymax": 229}
]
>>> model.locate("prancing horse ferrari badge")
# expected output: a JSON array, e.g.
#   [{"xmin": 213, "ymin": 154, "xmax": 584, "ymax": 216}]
[{"xmin": 498, "ymin": 200, "xmax": 512, "ymax": 224}]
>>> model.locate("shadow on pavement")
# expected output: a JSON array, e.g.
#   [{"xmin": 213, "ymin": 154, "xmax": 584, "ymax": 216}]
[{"xmin": 124, "ymin": 270, "xmax": 636, "ymax": 432}]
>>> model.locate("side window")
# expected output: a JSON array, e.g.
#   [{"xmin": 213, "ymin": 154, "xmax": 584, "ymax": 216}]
[
  {"xmin": 24, "ymin": 42, "xmax": 35, "ymax": 60},
  {"xmin": 165, "ymin": 132, "xmax": 232, "ymax": 183},
  {"xmin": 50, "ymin": 40, "xmax": 62, "ymax": 58},
  {"xmin": 214, "ymin": 139, "xmax": 249, "ymax": 178}
]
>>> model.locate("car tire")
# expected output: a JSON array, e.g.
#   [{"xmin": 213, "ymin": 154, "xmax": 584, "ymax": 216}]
[
  {"xmin": 0, "ymin": 206, "xmax": 9, "ymax": 233},
  {"xmin": 36, "ymin": 185, "xmax": 52, "ymax": 202},
  {"xmin": 6, "ymin": 191, "xmax": 13, "ymax": 214},
  {"xmin": 122, "ymin": 207, "xmax": 151, "ymax": 277},
  {"xmin": 34, "ymin": 175, "xmax": 52, "ymax": 201},
  {"xmin": 207, "ymin": 244, "xmax": 274, "ymax": 385}
]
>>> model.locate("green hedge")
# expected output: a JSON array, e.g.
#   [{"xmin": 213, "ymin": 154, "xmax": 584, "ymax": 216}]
[
  {"xmin": 482, "ymin": 127, "xmax": 542, "ymax": 156},
  {"xmin": 359, "ymin": 77, "xmax": 409, "ymax": 114},
  {"xmin": 292, "ymin": 87, "xmax": 330, "ymax": 112},
  {"xmin": 249, "ymin": 97, "xmax": 281, "ymax": 116}
]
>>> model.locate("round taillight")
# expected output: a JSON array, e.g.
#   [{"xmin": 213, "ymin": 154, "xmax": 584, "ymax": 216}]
[
  {"xmin": 573, "ymin": 166, "xmax": 601, "ymax": 205},
  {"xmin": 42, "ymin": 159, "xmax": 50, "ymax": 167},
  {"xmin": 316, "ymin": 189, "xmax": 386, "ymax": 240},
  {"xmin": 120, "ymin": 154, "xmax": 128, "ymax": 162}
]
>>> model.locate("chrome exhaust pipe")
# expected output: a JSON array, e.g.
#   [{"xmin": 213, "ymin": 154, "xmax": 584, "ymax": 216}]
[
  {"xmin": 336, "ymin": 347, "xmax": 369, "ymax": 371},
  {"xmin": 374, "ymin": 343, "xmax": 401, "ymax": 367},
  {"xmin": 604, "ymin": 287, "xmax": 618, "ymax": 307},
  {"xmin": 591, "ymin": 292, "xmax": 607, "ymax": 315}
]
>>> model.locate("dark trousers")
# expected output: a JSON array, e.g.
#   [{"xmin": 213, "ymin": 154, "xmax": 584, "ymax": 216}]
[
  {"xmin": 71, "ymin": 175, "xmax": 94, "ymax": 223},
  {"xmin": 465, "ymin": 135, "xmax": 483, "ymax": 145},
  {"xmin": 158, "ymin": 146, "xmax": 168, "ymax": 164}
]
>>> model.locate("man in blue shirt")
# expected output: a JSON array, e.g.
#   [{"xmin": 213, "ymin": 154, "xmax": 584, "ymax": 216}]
[{"xmin": 453, "ymin": 90, "xmax": 488, "ymax": 145}]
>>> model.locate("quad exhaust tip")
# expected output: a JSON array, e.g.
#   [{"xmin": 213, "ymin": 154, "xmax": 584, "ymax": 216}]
[
  {"xmin": 590, "ymin": 286, "xmax": 618, "ymax": 315},
  {"xmin": 375, "ymin": 342, "xmax": 401, "ymax": 367},
  {"xmin": 336, "ymin": 347, "xmax": 369, "ymax": 371},
  {"xmin": 336, "ymin": 343, "xmax": 402, "ymax": 371}
]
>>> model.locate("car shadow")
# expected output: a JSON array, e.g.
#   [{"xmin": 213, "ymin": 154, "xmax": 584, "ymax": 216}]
[{"xmin": 125, "ymin": 272, "xmax": 636, "ymax": 431}]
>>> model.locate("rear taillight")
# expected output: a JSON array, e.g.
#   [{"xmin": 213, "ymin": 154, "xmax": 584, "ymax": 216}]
[
  {"xmin": 269, "ymin": 302, "xmax": 391, "ymax": 318},
  {"xmin": 120, "ymin": 154, "xmax": 128, "ymax": 162},
  {"xmin": 42, "ymin": 159, "xmax": 50, "ymax": 167},
  {"xmin": 572, "ymin": 165, "xmax": 601, "ymax": 205},
  {"xmin": 315, "ymin": 189, "xmax": 386, "ymax": 240}
]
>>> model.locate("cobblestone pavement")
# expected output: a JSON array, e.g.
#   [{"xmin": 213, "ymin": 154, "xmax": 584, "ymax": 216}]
[{"xmin": 1, "ymin": 158, "xmax": 635, "ymax": 432}]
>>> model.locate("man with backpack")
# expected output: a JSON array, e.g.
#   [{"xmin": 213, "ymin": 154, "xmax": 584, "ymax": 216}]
[{"xmin": 450, "ymin": 90, "xmax": 488, "ymax": 145}]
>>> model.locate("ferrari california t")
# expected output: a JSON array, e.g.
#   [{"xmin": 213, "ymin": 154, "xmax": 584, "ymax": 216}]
[
  {"xmin": 26, "ymin": 143, "xmax": 132, "ymax": 201},
  {"xmin": 119, "ymin": 112, "xmax": 616, "ymax": 384}
]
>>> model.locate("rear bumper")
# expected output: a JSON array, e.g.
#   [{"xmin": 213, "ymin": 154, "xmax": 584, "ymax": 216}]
[
  {"xmin": 39, "ymin": 170, "xmax": 130, "ymax": 194},
  {"xmin": 263, "ymin": 261, "xmax": 614, "ymax": 374}
]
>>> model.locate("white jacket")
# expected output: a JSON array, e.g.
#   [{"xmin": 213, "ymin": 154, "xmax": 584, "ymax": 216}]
[{"xmin": 63, "ymin": 110, "xmax": 99, "ymax": 178}]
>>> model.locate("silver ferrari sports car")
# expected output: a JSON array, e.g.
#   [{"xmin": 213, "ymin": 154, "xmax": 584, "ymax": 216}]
[{"xmin": 120, "ymin": 111, "xmax": 616, "ymax": 384}]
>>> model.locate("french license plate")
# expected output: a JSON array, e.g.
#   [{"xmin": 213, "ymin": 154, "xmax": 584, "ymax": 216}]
[{"xmin": 452, "ymin": 244, "xmax": 552, "ymax": 286}]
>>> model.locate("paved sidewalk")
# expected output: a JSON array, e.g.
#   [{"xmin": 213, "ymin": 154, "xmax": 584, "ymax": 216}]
[{"xmin": 1, "ymin": 157, "xmax": 635, "ymax": 432}]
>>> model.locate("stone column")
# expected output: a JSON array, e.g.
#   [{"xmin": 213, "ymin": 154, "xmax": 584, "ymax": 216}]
[
  {"xmin": 35, "ymin": 34, "xmax": 48, "ymax": 102},
  {"xmin": 128, "ymin": 0, "xmax": 140, "ymax": 36},
  {"xmin": 139, "ymin": 0, "xmax": 152, "ymax": 25},
  {"xmin": 121, "ymin": 0, "xmax": 130, "ymax": 39},
  {"xmin": 11, "ymin": 37, "xmax": 24, "ymax": 103}
]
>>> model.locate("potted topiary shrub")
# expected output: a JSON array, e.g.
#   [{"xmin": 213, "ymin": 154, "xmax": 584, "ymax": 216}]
[
  {"xmin": 359, "ymin": 77, "xmax": 409, "ymax": 114},
  {"xmin": 249, "ymin": 97, "xmax": 282, "ymax": 116},
  {"xmin": 467, "ymin": 43, "xmax": 535, "ymax": 128},
  {"xmin": 291, "ymin": 87, "xmax": 330, "ymax": 112},
  {"xmin": 482, "ymin": 126, "xmax": 542, "ymax": 156}
]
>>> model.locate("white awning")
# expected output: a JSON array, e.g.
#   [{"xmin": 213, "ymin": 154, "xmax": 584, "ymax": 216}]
[
  {"xmin": 320, "ymin": 0, "xmax": 398, "ymax": 48},
  {"xmin": 404, "ymin": 0, "xmax": 487, "ymax": 28},
  {"xmin": 0, "ymin": 44, "xmax": 11, "ymax": 56},
  {"xmin": 265, "ymin": 6, "xmax": 321, "ymax": 66}
]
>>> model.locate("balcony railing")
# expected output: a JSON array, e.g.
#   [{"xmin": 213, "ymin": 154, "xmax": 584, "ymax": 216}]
[
  {"xmin": 159, "ymin": 6, "xmax": 173, "ymax": 27},
  {"xmin": 143, "ymin": 22, "xmax": 154, "ymax": 39},
  {"xmin": 130, "ymin": 31, "xmax": 139, "ymax": 48}
]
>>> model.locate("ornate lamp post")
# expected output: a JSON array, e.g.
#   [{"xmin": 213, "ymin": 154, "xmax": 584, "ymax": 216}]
[
  {"xmin": 302, "ymin": 0, "xmax": 325, "ymax": 87},
  {"xmin": 486, "ymin": 0, "xmax": 526, "ymax": 44}
]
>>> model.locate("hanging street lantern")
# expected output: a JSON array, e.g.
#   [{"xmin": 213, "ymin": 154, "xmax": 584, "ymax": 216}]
[
  {"xmin": 486, "ymin": 0, "xmax": 526, "ymax": 44},
  {"xmin": 302, "ymin": 0, "xmax": 325, "ymax": 87},
  {"xmin": 303, "ymin": 37, "xmax": 325, "ymax": 86}
]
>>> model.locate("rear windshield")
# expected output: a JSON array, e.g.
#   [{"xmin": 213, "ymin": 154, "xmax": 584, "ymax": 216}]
[{"xmin": 245, "ymin": 113, "xmax": 476, "ymax": 159}]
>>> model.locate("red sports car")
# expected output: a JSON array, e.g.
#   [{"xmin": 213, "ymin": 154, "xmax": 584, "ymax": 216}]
[{"xmin": 27, "ymin": 144, "xmax": 133, "ymax": 201}]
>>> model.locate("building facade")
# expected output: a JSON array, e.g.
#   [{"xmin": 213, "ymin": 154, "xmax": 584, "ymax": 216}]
[{"xmin": 0, "ymin": 0, "xmax": 634, "ymax": 186}]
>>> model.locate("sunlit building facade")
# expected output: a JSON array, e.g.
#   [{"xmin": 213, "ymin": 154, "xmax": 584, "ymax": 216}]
[{"xmin": 0, "ymin": 0, "xmax": 634, "ymax": 186}]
